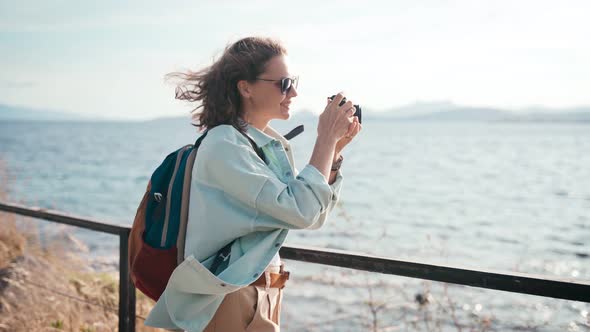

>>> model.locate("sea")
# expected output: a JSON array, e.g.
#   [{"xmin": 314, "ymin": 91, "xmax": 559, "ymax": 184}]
[{"xmin": 0, "ymin": 118, "xmax": 588, "ymax": 331}]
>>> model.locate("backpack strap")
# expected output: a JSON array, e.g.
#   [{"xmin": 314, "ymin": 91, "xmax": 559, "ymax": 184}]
[
  {"xmin": 193, "ymin": 130, "xmax": 209, "ymax": 147},
  {"xmin": 239, "ymin": 131, "xmax": 266, "ymax": 162},
  {"xmin": 209, "ymin": 241, "xmax": 233, "ymax": 275}
]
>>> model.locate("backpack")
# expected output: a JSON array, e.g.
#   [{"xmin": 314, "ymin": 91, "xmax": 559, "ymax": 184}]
[{"xmin": 128, "ymin": 124, "xmax": 304, "ymax": 301}]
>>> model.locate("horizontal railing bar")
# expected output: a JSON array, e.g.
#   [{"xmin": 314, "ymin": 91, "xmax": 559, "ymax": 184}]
[
  {"xmin": 0, "ymin": 201, "xmax": 127, "ymax": 235},
  {"xmin": 279, "ymin": 245, "xmax": 590, "ymax": 303},
  {"xmin": 1, "ymin": 200, "xmax": 588, "ymax": 303}
]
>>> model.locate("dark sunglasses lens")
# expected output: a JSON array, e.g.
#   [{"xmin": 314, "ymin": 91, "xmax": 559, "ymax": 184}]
[{"xmin": 281, "ymin": 78, "xmax": 291, "ymax": 94}]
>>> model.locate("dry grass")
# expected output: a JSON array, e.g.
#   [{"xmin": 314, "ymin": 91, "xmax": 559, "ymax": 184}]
[{"xmin": 0, "ymin": 159, "xmax": 163, "ymax": 332}]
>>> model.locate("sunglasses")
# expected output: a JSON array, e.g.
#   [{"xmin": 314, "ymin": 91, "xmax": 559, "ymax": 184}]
[{"xmin": 255, "ymin": 76, "xmax": 299, "ymax": 94}]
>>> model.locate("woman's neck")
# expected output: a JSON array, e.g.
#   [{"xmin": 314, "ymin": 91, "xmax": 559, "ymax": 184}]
[{"xmin": 241, "ymin": 111, "xmax": 269, "ymax": 132}]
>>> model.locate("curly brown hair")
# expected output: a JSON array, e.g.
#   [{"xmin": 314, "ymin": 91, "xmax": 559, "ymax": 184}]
[{"xmin": 166, "ymin": 37, "xmax": 287, "ymax": 134}]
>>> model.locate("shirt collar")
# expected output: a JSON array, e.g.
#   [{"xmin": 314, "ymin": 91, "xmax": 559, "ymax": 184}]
[{"xmin": 246, "ymin": 123, "xmax": 290, "ymax": 148}]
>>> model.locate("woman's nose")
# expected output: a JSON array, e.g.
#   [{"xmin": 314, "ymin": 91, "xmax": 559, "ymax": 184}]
[{"xmin": 288, "ymin": 85, "xmax": 298, "ymax": 98}]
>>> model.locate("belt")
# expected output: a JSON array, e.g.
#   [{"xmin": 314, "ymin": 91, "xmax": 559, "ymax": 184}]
[{"xmin": 250, "ymin": 264, "xmax": 290, "ymax": 289}]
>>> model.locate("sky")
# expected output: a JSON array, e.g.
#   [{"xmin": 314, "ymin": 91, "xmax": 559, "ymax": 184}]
[{"xmin": 0, "ymin": 0, "xmax": 589, "ymax": 120}]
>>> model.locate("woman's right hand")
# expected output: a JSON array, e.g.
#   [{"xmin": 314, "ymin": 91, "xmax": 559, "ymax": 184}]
[{"xmin": 317, "ymin": 92, "xmax": 357, "ymax": 142}]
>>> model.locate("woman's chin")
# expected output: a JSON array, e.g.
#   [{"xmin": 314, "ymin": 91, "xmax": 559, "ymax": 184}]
[{"xmin": 280, "ymin": 107, "xmax": 291, "ymax": 119}]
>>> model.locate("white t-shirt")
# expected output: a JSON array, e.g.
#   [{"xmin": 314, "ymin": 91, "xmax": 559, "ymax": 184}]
[{"xmin": 269, "ymin": 252, "xmax": 282, "ymax": 268}]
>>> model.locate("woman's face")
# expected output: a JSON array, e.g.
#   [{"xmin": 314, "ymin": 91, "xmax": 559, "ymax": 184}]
[{"xmin": 245, "ymin": 55, "xmax": 298, "ymax": 121}]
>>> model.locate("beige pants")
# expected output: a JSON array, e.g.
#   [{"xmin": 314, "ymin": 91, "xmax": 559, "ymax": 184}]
[{"xmin": 203, "ymin": 268, "xmax": 284, "ymax": 331}]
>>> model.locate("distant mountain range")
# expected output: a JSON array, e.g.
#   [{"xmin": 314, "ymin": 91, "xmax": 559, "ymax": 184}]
[
  {"xmin": 359, "ymin": 101, "xmax": 590, "ymax": 123},
  {"xmin": 2, "ymin": 101, "xmax": 589, "ymax": 123}
]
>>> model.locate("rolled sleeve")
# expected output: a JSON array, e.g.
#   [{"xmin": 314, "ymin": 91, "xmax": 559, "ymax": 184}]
[
  {"xmin": 294, "ymin": 164, "xmax": 333, "ymax": 212},
  {"xmin": 305, "ymin": 168, "xmax": 343, "ymax": 230}
]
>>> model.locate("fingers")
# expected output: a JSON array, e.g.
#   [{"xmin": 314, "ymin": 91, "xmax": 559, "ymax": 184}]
[
  {"xmin": 352, "ymin": 117, "xmax": 360, "ymax": 133},
  {"xmin": 329, "ymin": 92, "xmax": 345, "ymax": 108},
  {"xmin": 354, "ymin": 119, "xmax": 362, "ymax": 134},
  {"xmin": 345, "ymin": 117, "xmax": 360, "ymax": 138},
  {"xmin": 350, "ymin": 117, "xmax": 361, "ymax": 137},
  {"xmin": 327, "ymin": 93, "xmax": 355, "ymax": 113},
  {"xmin": 339, "ymin": 100, "xmax": 353, "ymax": 112},
  {"xmin": 347, "ymin": 105, "xmax": 356, "ymax": 116},
  {"xmin": 346, "ymin": 120, "xmax": 355, "ymax": 136}
]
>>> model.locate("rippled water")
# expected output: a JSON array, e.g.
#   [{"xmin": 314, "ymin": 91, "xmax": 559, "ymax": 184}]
[{"xmin": 1, "ymin": 119, "xmax": 588, "ymax": 331}]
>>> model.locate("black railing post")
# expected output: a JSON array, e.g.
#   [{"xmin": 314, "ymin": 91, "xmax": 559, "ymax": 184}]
[
  {"xmin": 119, "ymin": 229, "xmax": 136, "ymax": 331},
  {"xmin": 128, "ymin": 268, "xmax": 136, "ymax": 330}
]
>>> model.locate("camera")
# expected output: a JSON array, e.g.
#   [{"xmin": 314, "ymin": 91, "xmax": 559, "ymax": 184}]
[{"xmin": 328, "ymin": 95, "xmax": 362, "ymax": 124}]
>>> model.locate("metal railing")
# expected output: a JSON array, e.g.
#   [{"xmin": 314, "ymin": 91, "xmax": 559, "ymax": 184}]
[
  {"xmin": 0, "ymin": 201, "xmax": 136, "ymax": 331},
  {"xmin": 1, "ymin": 200, "xmax": 589, "ymax": 331}
]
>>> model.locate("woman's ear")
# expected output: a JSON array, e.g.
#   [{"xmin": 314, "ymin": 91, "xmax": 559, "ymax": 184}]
[{"xmin": 237, "ymin": 80, "xmax": 252, "ymax": 99}]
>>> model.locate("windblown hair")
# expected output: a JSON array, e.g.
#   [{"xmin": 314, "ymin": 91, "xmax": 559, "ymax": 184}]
[{"xmin": 166, "ymin": 37, "xmax": 287, "ymax": 134}]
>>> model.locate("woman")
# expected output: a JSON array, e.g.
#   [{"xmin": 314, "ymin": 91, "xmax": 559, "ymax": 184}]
[{"xmin": 145, "ymin": 36, "xmax": 361, "ymax": 332}]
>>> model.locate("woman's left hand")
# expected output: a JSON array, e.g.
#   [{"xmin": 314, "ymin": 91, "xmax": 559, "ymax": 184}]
[{"xmin": 335, "ymin": 115, "xmax": 362, "ymax": 155}]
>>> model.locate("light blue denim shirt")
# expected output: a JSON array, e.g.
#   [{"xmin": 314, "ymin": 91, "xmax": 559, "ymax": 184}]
[{"xmin": 144, "ymin": 123, "xmax": 344, "ymax": 331}]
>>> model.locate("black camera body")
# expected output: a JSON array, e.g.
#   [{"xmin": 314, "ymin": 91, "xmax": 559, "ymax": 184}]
[{"xmin": 328, "ymin": 95, "xmax": 362, "ymax": 124}]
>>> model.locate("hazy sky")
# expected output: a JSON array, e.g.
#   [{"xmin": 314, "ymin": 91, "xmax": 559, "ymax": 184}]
[{"xmin": 1, "ymin": 0, "xmax": 588, "ymax": 120}]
